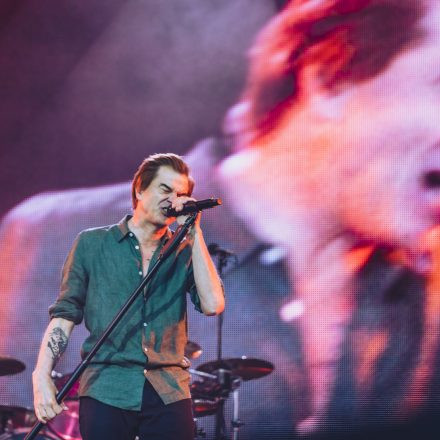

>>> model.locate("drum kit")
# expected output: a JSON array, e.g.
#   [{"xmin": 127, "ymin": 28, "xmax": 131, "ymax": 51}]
[
  {"xmin": 0, "ymin": 345, "xmax": 273, "ymax": 440},
  {"xmin": 189, "ymin": 353, "xmax": 274, "ymax": 440},
  {"xmin": 0, "ymin": 356, "xmax": 55, "ymax": 440}
]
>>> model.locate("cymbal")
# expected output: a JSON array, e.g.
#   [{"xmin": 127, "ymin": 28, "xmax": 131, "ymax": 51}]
[
  {"xmin": 185, "ymin": 340, "xmax": 202, "ymax": 359},
  {"xmin": 0, "ymin": 356, "xmax": 25, "ymax": 376},
  {"xmin": 0, "ymin": 404, "xmax": 30, "ymax": 414},
  {"xmin": 196, "ymin": 357, "xmax": 274, "ymax": 381}
]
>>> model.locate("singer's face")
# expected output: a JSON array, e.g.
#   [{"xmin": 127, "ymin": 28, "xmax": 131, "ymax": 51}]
[
  {"xmin": 220, "ymin": 5, "xmax": 440, "ymax": 258},
  {"xmin": 135, "ymin": 166, "xmax": 190, "ymax": 226}
]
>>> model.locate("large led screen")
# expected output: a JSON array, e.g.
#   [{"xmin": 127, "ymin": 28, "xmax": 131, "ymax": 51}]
[{"xmin": 1, "ymin": 1, "xmax": 440, "ymax": 439}]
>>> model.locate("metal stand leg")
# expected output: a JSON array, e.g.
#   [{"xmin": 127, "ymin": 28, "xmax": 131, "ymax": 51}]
[
  {"xmin": 231, "ymin": 379, "xmax": 244, "ymax": 440},
  {"xmin": 193, "ymin": 417, "xmax": 206, "ymax": 439},
  {"xmin": 215, "ymin": 399, "xmax": 228, "ymax": 440}
]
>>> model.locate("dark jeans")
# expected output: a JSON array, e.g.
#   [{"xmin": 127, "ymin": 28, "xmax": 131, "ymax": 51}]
[{"xmin": 79, "ymin": 380, "xmax": 194, "ymax": 440}]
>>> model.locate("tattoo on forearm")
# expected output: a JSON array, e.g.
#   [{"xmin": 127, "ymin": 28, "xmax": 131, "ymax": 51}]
[{"xmin": 47, "ymin": 327, "xmax": 68, "ymax": 363}]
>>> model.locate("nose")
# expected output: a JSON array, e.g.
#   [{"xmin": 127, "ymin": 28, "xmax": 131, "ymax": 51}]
[
  {"xmin": 167, "ymin": 193, "xmax": 178, "ymax": 205},
  {"xmin": 420, "ymin": 166, "xmax": 440, "ymax": 216},
  {"xmin": 410, "ymin": 145, "xmax": 440, "ymax": 226},
  {"xmin": 423, "ymin": 170, "xmax": 440, "ymax": 189}
]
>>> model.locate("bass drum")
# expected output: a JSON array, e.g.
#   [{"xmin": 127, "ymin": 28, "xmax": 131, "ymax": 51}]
[
  {"xmin": 47, "ymin": 400, "xmax": 81, "ymax": 440},
  {"xmin": 0, "ymin": 406, "xmax": 36, "ymax": 433},
  {"xmin": 47, "ymin": 372, "xmax": 81, "ymax": 440},
  {"xmin": 0, "ymin": 428, "xmax": 58, "ymax": 440},
  {"xmin": 190, "ymin": 380, "xmax": 220, "ymax": 417}
]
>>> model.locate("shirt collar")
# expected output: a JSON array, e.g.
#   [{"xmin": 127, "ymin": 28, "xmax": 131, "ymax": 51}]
[
  {"xmin": 115, "ymin": 215, "xmax": 173, "ymax": 244},
  {"xmin": 115, "ymin": 215, "xmax": 133, "ymax": 242}
]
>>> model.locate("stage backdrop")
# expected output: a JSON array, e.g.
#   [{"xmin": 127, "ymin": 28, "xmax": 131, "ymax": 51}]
[{"xmin": 2, "ymin": 1, "xmax": 440, "ymax": 440}]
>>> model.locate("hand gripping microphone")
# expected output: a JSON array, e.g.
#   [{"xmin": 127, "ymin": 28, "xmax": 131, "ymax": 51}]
[{"xmin": 166, "ymin": 198, "xmax": 222, "ymax": 217}]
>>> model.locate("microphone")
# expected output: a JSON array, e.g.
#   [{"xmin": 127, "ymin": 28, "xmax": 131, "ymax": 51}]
[{"xmin": 166, "ymin": 198, "xmax": 222, "ymax": 217}]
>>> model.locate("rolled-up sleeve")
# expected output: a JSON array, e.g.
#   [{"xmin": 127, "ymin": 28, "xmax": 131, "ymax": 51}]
[
  {"xmin": 186, "ymin": 262, "xmax": 203, "ymax": 314},
  {"xmin": 49, "ymin": 232, "xmax": 89, "ymax": 324}
]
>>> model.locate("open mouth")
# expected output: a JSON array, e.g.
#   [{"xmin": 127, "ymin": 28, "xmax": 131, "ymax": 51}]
[{"xmin": 160, "ymin": 205, "xmax": 174, "ymax": 217}]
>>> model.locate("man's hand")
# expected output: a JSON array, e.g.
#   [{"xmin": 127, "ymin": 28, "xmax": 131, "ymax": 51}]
[
  {"xmin": 32, "ymin": 371, "xmax": 68, "ymax": 423},
  {"xmin": 171, "ymin": 196, "xmax": 202, "ymax": 227},
  {"xmin": 32, "ymin": 317, "xmax": 74, "ymax": 423}
]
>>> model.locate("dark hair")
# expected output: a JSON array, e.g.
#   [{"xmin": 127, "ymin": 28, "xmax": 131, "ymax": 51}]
[
  {"xmin": 238, "ymin": 0, "xmax": 426, "ymax": 143},
  {"xmin": 131, "ymin": 153, "xmax": 194, "ymax": 208}
]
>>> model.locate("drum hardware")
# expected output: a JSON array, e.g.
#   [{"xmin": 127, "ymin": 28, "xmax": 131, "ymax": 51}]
[
  {"xmin": 190, "ymin": 374, "xmax": 222, "ymax": 418},
  {"xmin": 0, "ymin": 406, "xmax": 36, "ymax": 435},
  {"xmin": 195, "ymin": 357, "xmax": 274, "ymax": 382},
  {"xmin": 205, "ymin": 245, "xmax": 277, "ymax": 439},
  {"xmin": 185, "ymin": 341, "xmax": 203, "ymax": 360},
  {"xmin": 0, "ymin": 407, "xmax": 57, "ymax": 440},
  {"xmin": 191, "ymin": 358, "xmax": 274, "ymax": 440},
  {"xmin": 196, "ymin": 240, "xmax": 273, "ymax": 439},
  {"xmin": 206, "ymin": 243, "xmax": 236, "ymax": 440},
  {"xmin": 194, "ymin": 423, "xmax": 206, "ymax": 439},
  {"xmin": 189, "ymin": 369, "xmax": 216, "ymax": 381},
  {"xmin": 230, "ymin": 378, "xmax": 244, "ymax": 440},
  {"xmin": 189, "ymin": 370, "xmax": 220, "ymax": 438},
  {"xmin": 1, "ymin": 371, "xmax": 82, "ymax": 440},
  {"xmin": 24, "ymin": 342, "xmax": 205, "ymax": 440},
  {"xmin": 46, "ymin": 403, "xmax": 80, "ymax": 440},
  {"xmin": 42, "ymin": 351, "xmax": 208, "ymax": 440},
  {"xmin": 0, "ymin": 357, "xmax": 25, "ymax": 377},
  {"xmin": 38, "ymin": 373, "xmax": 81, "ymax": 440},
  {"xmin": 0, "ymin": 429, "xmax": 59, "ymax": 440}
]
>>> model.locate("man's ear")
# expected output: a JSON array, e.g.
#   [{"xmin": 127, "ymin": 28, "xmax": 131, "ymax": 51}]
[
  {"xmin": 298, "ymin": 64, "xmax": 352, "ymax": 122},
  {"xmin": 135, "ymin": 185, "xmax": 142, "ymax": 200},
  {"xmin": 308, "ymin": 88, "xmax": 353, "ymax": 122}
]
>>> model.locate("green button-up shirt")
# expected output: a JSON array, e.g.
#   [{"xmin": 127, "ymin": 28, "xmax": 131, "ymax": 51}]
[{"xmin": 49, "ymin": 215, "xmax": 202, "ymax": 410}]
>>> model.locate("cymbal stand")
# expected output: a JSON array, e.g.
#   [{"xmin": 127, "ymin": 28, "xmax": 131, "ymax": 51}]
[
  {"xmin": 214, "ymin": 368, "xmax": 231, "ymax": 440},
  {"xmin": 189, "ymin": 369, "xmax": 217, "ymax": 381},
  {"xmin": 215, "ymin": 371, "xmax": 244, "ymax": 440},
  {"xmin": 189, "ymin": 369, "xmax": 217, "ymax": 439},
  {"xmin": 231, "ymin": 377, "xmax": 244, "ymax": 440},
  {"xmin": 208, "ymin": 245, "xmax": 236, "ymax": 440}
]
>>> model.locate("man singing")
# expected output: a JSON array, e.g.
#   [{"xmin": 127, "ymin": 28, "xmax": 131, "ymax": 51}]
[{"xmin": 31, "ymin": 153, "xmax": 225, "ymax": 440}]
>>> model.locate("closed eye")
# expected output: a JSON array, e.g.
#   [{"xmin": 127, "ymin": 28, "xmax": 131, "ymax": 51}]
[{"xmin": 159, "ymin": 184, "xmax": 172, "ymax": 193}]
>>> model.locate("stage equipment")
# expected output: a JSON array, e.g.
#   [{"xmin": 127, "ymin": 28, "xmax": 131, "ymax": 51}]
[
  {"xmin": 196, "ymin": 357, "xmax": 274, "ymax": 381},
  {"xmin": 0, "ymin": 357, "xmax": 25, "ymax": 376},
  {"xmin": 185, "ymin": 341, "xmax": 203, "ymax": 360},
  {"xmin": 0, "ymin": 406, "xmax": 35, "ymax": 436},
  {"xmin": 191, "ymin": 357, "xmax": 274, "ymax": 440},
  {"xmin": 0, "ymin": 431, "xmax": 57, "ymax": 439},
  {"xmin": 166, "ymin": 198, "xmax": 222, "ymax": 217},
  {"xmin": 38, "ymin": 338, "xmax": 204, "ymax": 440}
]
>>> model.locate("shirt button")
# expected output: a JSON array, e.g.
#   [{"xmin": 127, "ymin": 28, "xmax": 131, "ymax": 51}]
[
  {"xmin": 135, "ymin": 245, "xmax": 139, "ymax": 250},
  {"xmin": 143, "ymin": 322, "xmax": 148, "ymax": 327},
  {"xmin": 143, "ymin": 369, "xmax": 148, "ymax": 374},
  {"xmin": 138, "ymin": 271, "xmax": 142, "ymax": 276},
  {"xmin": 129, "ymin": 232, "xmax": 133, "ymax": 237},
  {"xmin": 144, "ymin": 347, "xmax": 148, "ymax": 353}
]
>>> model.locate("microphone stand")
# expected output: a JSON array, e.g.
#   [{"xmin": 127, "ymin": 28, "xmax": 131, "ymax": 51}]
[
  {"xmin": 24, "ymin": 213, "xmax": 198, "ymax": 440},
  {"xmin": 209, "ymin": 248, "xmax": 235, "ymax": 440}
]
